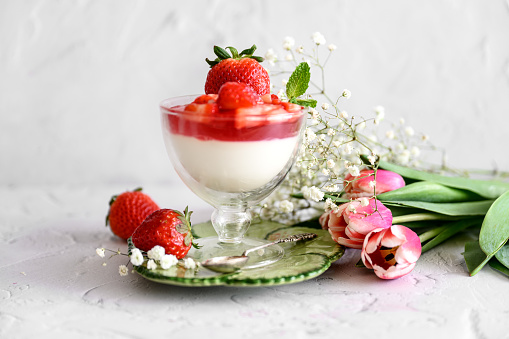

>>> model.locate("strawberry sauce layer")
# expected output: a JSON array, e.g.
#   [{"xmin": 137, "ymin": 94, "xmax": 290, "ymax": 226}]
[{"xmin": 161, "ymin": 104, "xmax": 304, "ymax": 142}]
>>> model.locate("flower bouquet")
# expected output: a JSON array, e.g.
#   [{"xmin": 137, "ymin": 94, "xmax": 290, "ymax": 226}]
[{"xmin": 255, "ymin": 33, "xmax": 509, "ymax": 280}]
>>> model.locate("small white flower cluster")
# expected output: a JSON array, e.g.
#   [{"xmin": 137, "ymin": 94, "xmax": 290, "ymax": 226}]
[
  {"xmin": 253, "ymin": 33, "xmax": 435, "ymax": 223},
  {"xmin": 95, "ymin": 245, "xmax": 197, "ymax": 277}
]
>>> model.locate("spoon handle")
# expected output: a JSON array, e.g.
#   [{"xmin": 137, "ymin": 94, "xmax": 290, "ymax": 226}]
[{"xmin": 242, "ymin": 233, "xmax": 317, "ymax": 256}]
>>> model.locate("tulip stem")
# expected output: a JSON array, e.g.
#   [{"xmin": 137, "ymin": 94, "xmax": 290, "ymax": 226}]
[
  {"xmin": 392, "ymin": 213, "xmax": 461, "ymax": 224},
  {"xmin": 418, "ymin": 226, "xmax": 448, "ymax": 243}
]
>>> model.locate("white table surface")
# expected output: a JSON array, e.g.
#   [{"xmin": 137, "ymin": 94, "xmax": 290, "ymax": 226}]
[{"xmin": 1, "ymin": 184, "xmax": 508, "ymax": 339}]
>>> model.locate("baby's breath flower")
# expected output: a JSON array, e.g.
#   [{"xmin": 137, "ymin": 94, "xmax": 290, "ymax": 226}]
[
  {"xmin": 374, "ymin": 106, "xmax": 385, "ymax": 115},
  {"xmin": 160, "ymin": 254, "xmax": 178, "ymax": 269},
  {"xmin": 265, "ymin": 49, "xmax": 277, "ymax": 65},
  {"xmin": 296, "ymin": 45, "xmax": 304, "ymax": 53},
  {"xmin": 397, "ymin": 150, "xmax": 411, "ymax": 165},
  {"xmin": 340, "ymin": 110, "xmax": 348, "ymax": 119},
  {"xmin": 326, "ymin": 159, "xmax": 335, "ymax": 169},
  {"xmin": 399, "ymin": 118, "xmax": 406, "ymax": 125},
  {"xmin": 312, "ymin": 32, "xmax": 326, "ymax": 45},
  {"xmin": 183, "ymin": 258, "xmax": 197, "ymax": 269},
  {"xmin": 411, "ymin": 146, "xmax": 421, "ymax": 157},
  {"xmin": 130, "ymin": 248, "xmax": 144, "ymax": 266},
  {"xmin": 302, "ymin": 186, "xmax": 324, "ymax": 202},
  {"xmin": 279, "ymin": 200, "xmax": 294, "ymax": 213},
  {"xmin": 322, "ymin": 168, "xmax": 330, "ymax": 176},
  {"xmin": 348, "ymin": 165, "xmax": 360, "ymax": 177},
  {"xmin": 359, "ymin": 198, "xmax": 370, "ymax": 207},
  {"xmin": 96, "ymin": 248, "xmax": 105, "ymax": 258},
  {"xmin": 343, "ymin": 144, "xmax": 353, "ymax": 155},
  {"xmin": 147, "ymin": 259, "xmax": 157, "ymax": 270},
  {"xmin": 285, "ymin": 54, "xmax": 293, "ymax": 61},
  {"xmin": 369, "ymin": 180, "xmax": 376, "ymax": 188},
  {"xmin": 321, "ymin": 103, "xmax": 329, "ymax": 110},
  {"xmin": 276, "ymin": 89, "xmax": 285, "ymax": 98},
  {"xmin": 422, "ymin": 134, "xmax": 430, "ymax": 141},
  {"xmin": 324, "ymin": 184, "xmax": 339, "ymax": 192},
  {"xmin": 328, "ymin": 44, "xmax": 337, "ymax": 51},
  {"xmin": 342, "ymin": 89, "xmax": 351, "ymax": 99},
  {"xmin": 367, "ymin": 154, "xmax": 377, "ymax": 165},
  {"xmin": 147, "ymin": 245, "xmax": 165, "ymax": 261},
  {"xmin": 283, "ymin": 36, "xmax": 295, "ymax": 50},
  {"xmin": 310, "ymin": 108, "xmax": 320, "ymax": 121},
  {"xmin": 405, "ymin": 126, "xmax": 415, "ymax": 136},
  {"xmin": 119, "ymin": 265, "xmax": 128, "ymax": 276},
  {"xmin": 347, "ymin": 204, "xmax": 357, "ymax": 214},
  {"xmin": 305, "ymin": 128, "xmax": 316, "ymax": 142},
  {"xmin": 386, "ymin": 130, "xmax": 395, "ymax": 139},
  {"xmin": 324, "ymin": 198, "xmax": 337, "ymax": 212}
]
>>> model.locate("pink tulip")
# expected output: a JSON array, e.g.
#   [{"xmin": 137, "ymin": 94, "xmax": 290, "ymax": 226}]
[
  {"xmin": 361, "ymin": 225, "xmax": 422, "ymax": 279},
  {"xmin": 344, "ymin": 169, "xmax": 405, "ymax": 199},
  {"xmin": 319, "ymin": 199, "xmax": 393, "ymax": 249}
]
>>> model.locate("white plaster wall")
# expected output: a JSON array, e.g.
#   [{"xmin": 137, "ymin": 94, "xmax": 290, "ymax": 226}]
[{"xmin": 1, "ymin": 0, "xmax": 509, "ymax": 186}]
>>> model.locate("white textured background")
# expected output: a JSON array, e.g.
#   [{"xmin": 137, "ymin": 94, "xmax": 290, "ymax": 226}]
[{"xmin": 2, "ymin": 0, "xmax": 509, "ymax": 187}]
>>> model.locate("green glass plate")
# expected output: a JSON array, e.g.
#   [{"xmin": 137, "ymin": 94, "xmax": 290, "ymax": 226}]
[{"xmin": 128, "ymin": 220, "xmax": 343, "ymax": 287}]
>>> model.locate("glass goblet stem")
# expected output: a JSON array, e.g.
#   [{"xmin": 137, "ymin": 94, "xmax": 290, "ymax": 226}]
[{"xmin": 211, "ymin": 204, "xmax": 251, "ymax": 244}]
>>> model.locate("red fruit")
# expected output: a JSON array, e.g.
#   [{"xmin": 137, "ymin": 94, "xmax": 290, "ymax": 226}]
[
  {"xmin": 106, "ymin": 188, "xmax": 160, "ymax": 240},
  {"xmin": 204, "ymin": 45, "xmax": 270, "ymax": 96},
  {"xmin": 192, "ymin": 94, "xmax": 218, "ymax": 104},
  {"xmin": 217, "ymin": 82, "xmax": 259, "ymax": 110},
  {"xmin": 131, "ymin": 208, "xmax": 193, "ymax": 259}
]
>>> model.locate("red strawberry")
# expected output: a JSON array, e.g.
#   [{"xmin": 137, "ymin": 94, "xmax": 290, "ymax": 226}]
[
  {"xmin": 192, "ymin": 94, "xmax": 218, "ymax": 104},
  {"xmin": 217, "ymin": 82, "xmax": 259, "ymax": 110},
  {"xmin": 205, "ymin": 45, "xmax": 270, "ymax": 96},
  {"xmin": 131, "ymin": 208, "xmax": 193, "ymax": 259},
  {"xmin": 106, "ymin": 188, "xmax": 160, "ymax": 240}
]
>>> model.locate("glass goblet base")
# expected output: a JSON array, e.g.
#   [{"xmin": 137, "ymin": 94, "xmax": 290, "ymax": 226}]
[{"xmin": 189, "ymin": 237, "xmax": 284, "ymax": 270}]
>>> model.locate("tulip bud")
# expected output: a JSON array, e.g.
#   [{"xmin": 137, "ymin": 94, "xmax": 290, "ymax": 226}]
[
  {"xmin": 319, "ymin": 199, "xmax": 392, "ymax": 249},
  {"xmin": 361, "ymin": 225, "xmax": 422, "ymax": 279},
  {"xmin": 344, "ymin": 169, "xmax": 405, "ymax": 199}
]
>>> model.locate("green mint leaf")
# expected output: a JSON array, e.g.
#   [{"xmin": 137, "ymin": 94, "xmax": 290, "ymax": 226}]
[
  {"xmin": 286, "ymin": 62, "xmax": 311, "ymax": 100},
  {"xmin": 294, "ymin": 98, "xmax": 317, "ymax": 108}
]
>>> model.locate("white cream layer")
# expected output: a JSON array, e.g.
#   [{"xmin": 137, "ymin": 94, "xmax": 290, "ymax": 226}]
[{"xmin": 166, "ymin": 134, "xmax": 299, "ymax": 192}]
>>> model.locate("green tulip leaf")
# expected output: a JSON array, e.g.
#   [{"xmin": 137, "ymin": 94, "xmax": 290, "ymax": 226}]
[
  {"xmin": 478, "ymin": 190, "xmax": 509, "ymax": 264},
  {"xmin": 463, "ymin": 241, "xmax": 487, "ymax": 276},
  {"xmin": 376, "ymin": 159, "xmax": 509, "ymax": 199},
  {"xmin": 382, "ymin": 200, "xmax": 494, "ymax": 216},
  {"xmin": 489, "ymin": 258, "xmax": 509, "ymax": 277},
  {"xmin": 494, "ymin": 244, "xmax": 509, "ymax": 270},
  {"xmin": 377, "ymin": 181, "xmax": 483, "ymax": 203},
  {"xmin": 420, "ymin": 218, "xmax": 482, "ymax": 253}
]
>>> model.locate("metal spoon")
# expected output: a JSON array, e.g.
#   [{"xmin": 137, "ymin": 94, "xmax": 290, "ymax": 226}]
[{"xmin": 200, "ymin": 233, "xmax": 317, "ymax": 273}]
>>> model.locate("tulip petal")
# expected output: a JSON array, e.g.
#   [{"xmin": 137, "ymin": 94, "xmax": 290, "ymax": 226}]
[
  {"xmin": 373, "ymin": 262, "xmax": 416, "ymax": 280},
  {"xmin": 361, "ymin": 225, "xmax": 422, "ymax": 279}
]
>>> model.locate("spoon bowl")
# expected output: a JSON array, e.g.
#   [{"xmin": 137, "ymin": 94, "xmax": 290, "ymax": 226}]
[{"xmin": 200, "ymin": 233, "xmax": 317, "ymax": 273}]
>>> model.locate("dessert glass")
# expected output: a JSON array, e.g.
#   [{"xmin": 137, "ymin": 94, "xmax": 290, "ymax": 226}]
[{"xmin": 160, "ymin": 95, "xmax": 305, "ymax": 269}]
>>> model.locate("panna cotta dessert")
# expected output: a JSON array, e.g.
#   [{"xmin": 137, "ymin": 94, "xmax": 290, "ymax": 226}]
[{"xmin": 160, "ymin": 85, "xmax": 304, "ymax": 193}]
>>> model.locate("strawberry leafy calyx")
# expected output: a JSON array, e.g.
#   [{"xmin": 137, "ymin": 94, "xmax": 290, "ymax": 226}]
[
  {"xmin": 206, "ymin": 44, "xmax": 264, "ymax": 68},
  {"xmin": 175, "ymin": 207, "xmax": 200, "ymax": 248}
]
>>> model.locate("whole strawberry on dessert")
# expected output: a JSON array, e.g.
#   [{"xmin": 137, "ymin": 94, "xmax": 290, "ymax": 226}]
[
  {"xmin": 205, "ymin": 45, "xmax": 270, "ymax": 96},
  {"xmin": 106, "ymin": 188, "xmax": 160, "ymax": 240},
  {"xmin": 131, "ymin": 208, "xmax": 194, "ymax": 259}
]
